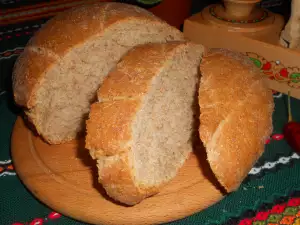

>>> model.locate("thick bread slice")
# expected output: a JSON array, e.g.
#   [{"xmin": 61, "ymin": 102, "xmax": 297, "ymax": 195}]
[
  {"xmin": 12, "ymin": 2, "xmax": 184, "ymax": 144},
  {"xmin": 199, "ymin": 48, "xmax": 274, "ymax": 192},
  {"xmin": 85, "ymin": 42, "xmax": 205, "ymax": 205}
]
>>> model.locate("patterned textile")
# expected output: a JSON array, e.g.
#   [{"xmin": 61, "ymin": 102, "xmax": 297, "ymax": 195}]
[{"xmin": 1, "ymin": 1, "xmax": 300, "ymax": 225}]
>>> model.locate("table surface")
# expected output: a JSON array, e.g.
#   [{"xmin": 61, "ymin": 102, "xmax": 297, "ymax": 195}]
[{"xmin": 1, "ymin": 1, "xmax": 300, "ymax": 225}]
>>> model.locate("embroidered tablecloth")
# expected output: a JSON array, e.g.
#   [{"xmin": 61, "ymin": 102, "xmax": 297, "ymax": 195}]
[{"xmin": 1, "ymin": 1, "xmax": 300, "ymax": 225}]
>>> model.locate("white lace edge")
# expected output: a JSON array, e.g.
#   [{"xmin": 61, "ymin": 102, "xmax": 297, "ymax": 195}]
[{"xmin": 249, "ymin": 152, "xmax": 300, "ymax": 175}]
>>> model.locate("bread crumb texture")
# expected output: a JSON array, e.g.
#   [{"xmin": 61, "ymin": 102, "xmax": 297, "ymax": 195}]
[
  {"xmin": 86, "ymin": 42, "xmax": 205, "ymax": 205},
  {"xmin": 12, "ymin": 2, "xmax": 184, "ymax": 144}
]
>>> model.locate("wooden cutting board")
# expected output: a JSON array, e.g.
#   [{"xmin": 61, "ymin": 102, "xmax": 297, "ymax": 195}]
[{"xmin": 11, "ymin": 117, "xmax": 224, "ymax": 225}]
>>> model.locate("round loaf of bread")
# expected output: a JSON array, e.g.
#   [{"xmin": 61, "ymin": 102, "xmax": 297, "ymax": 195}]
[
  {"xmin": 198, "ymin": 48, "xmax": 274, "ymax": 192},
  {"xmin": 85, "ymin": 41, "xmax": 205, "ymax": 205},
  {"xmin": 12, "ymin": 2, "xmax": 184, "ymax": 144}
]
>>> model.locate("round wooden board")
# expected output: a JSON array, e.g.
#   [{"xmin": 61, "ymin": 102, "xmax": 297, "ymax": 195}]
[{"xmin": 11, "ymin": 117, "xmax": 224, "ymax": 225}]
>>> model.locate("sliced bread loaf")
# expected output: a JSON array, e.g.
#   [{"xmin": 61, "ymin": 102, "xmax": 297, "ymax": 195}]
[
  {"xmin": 12, "ymin": 2, "xmax": 184, "ymax": 144},
  {"xmin": 85, "ymin": 42, "xmax": 205, "ymax": 205},
  {"xmin": 198, "ymin": 49, "xmax": 274, "ymax": 192}
]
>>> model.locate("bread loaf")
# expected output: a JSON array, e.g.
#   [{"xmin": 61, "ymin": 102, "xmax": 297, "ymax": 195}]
[
  {"xmin": 198, "ymin": 49, "xmax": 274, "ymax": 192},
  {"xmin": 12, "ymin": 2, "xmax": 184, "ymax": 144},
  {"xmin": 85, "ymin": 41, "xmax": 205, "ymax": 205}
]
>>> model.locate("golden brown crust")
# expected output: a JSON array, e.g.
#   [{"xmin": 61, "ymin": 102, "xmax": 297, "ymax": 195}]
[
  {"xmin": 87, "ymin": 42, "xmax": 187, "ymax": 156},
  {"xmin": 97, "ymin": 42, "xmax": 183, "ymax": 100},
  {"xmin": 12, "ymin": 2, "xmax": 180, "ymax": 108},
  {"xmin": 12, "ymin": 46, "xmax": 58, "ymax": 108},
  {"xmin": 86, "ymin": 100, "xmax": 141, "ymax": 157},
  {"xmin": 86, "ymin": 42, "xmax": 193, "ymax": 205},
  {"xmin": 86, "ymin": 42, "xmax": 177, "ymax": 156},
  {"xmin": 199, "ymin": 48, "xmax": 274, "ymax": 192},
  {"xmin": 98, "ymin": 153, "xmax": 159, "ymax": 205}
]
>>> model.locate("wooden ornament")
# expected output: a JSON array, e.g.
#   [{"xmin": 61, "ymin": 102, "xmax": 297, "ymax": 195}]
[
  {"xmin": 197, "ymin": 0, "xmax": 285, "ymax": 44},
  {"xmin": 280, "ymin": 0, "xmax": 300, "ymax": 49},
  {"xmin": 183, "ymin": 0, "xmax": 300, "ymax": 100}
]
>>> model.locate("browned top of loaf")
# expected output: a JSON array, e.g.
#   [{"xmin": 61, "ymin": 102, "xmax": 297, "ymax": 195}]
[
  {"xmin": 86, "ymin": 42, "xmax": 191, "ymax": 157},
  {"xmin": 12, "ymin": 2, "xmax": 170, "ymax": 108},
  {"xmin": 199, "ymin": 48, "xmax": 274, "ymax": 192}
]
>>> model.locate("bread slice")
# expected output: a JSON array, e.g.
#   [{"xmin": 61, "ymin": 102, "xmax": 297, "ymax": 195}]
[
  {"xmin": 198, "ymin": 48, "xmax": 274, "ymax": 192},
  {"xmin": 85, "ymin": 42, "xmax": 205, "ymax": 205},
  {"xmin": 12, "ymin": 2, "xmax": 184, "ymax": 144}
]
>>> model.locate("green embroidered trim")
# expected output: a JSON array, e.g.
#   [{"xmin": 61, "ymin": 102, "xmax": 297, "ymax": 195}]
[
  {"xmin": 171, "ymin": 160, "xmax": 300, "ymax": 225},
  {"xmin": 204, "ymin": 162, "xmax": 300, "ymax": 225}
]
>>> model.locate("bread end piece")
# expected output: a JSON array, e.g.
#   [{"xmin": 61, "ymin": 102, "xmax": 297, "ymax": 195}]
[{"xmin": 199, "ymin": 48, "xmax": 274, "ymax": 192}]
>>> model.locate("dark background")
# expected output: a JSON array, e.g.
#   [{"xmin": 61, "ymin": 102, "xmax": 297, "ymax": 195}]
[
  {"xmin": 191, "ymin": 0, "xmax": 292, "ymax": 22},
  {"xmin": 0, "ymin": 0, "xmax": 293, "ymax": 18}
]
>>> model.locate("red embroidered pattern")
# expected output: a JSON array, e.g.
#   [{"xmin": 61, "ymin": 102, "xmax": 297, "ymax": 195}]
[
  {"xmin": 265, "ymin": 133, "xmax": 284, "ymax": 145},
  {"xmin": 0, "ymin": 25, "xmax": 41, "ymax": 35},
  {"xmin": 0, "ymin": 48, "xmax": 23, "ymax": 60},
  {"xmin": 12, "ymin": 212, "xmax": 61, "ymax": 225},
  {"xmin": 238, "ymin": 198, "xmax": 300, "ymax": 225},
  {"xmin": 0, "ymin": 159, "xmax": 16, "ymax": 177},
  {"xmin": 0, "ymin": 163, "xmax": 14, "ymax": 172},
  {"xmin": 0, "ymin": 30, "xmax": 35, "ymax": 41}
]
